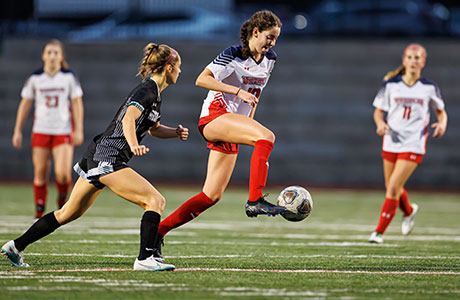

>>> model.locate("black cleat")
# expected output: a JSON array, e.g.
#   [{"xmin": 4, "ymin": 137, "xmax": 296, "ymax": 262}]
[
  {"xmin": 245, "ymin": 196, "xmax": 286, "ymax": 218},
  {"xmin": 153, "ymin": 234, "xmax": 164, "ymax": 263}
]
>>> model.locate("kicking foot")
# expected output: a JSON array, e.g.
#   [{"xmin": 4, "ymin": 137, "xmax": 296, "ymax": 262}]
[{"xmin": 245, "ymin": 196, "xmax": 286, "ymax": 218}]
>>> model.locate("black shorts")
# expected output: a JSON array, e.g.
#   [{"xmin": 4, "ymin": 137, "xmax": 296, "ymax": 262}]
[{"xmin": 73, "ymin": 157, "xmax": 129, "ymax": 189}]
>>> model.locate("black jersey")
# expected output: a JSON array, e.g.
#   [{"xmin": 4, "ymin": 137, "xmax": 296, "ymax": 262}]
[{"xmin": 84, "ymin": 78, "xmax": 162, "ymax": 164}]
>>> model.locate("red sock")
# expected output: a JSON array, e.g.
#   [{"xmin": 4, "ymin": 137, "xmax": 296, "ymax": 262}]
[
  {"xmin": 399, "ymin": 189, "xmax": 413, "ymax": 217},
  {"xmin": 33, "ymin": 184, "xmax": 47, "ymax": 218},
  {"xmin": 375, "ymin": 198, "xmax": 399, "ymax": 234},
  {"xmin": 56, "ymin": 181, "xmax": 70, "ymax": 208},
  {"xmin": 248, "ymin": 139, "xmax": 274, "ymax": 202},
  {"xmin": 158, "ymin": 192, "xmax": 216, "ymax": 236}
]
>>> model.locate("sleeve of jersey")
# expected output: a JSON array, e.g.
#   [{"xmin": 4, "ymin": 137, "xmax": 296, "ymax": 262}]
[
  {"xmin": 127, "ymin": 87, "xmax": 152, "ymax": 113},
  {"xmin": 372, "ymin": 83, "xmax": 389, "ymax": 111},
  {"xmin": 429, "ymin": 84, "xmax": 445, "ymax": 111},
  {"xmin": 206, "ymin": 48, "xmax": 236, "ymax": 81},
  {"xmin": 20, "ymin": 76, "xmax": 34, "ymax": 99},
  {"xmin": 69, "ymin": 74, "xmax": 84, "ymax": 99}
]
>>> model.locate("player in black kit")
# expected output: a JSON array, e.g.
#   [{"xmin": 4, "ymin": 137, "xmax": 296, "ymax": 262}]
[{"xmin": 2, "ymin": 43, "xmax": 188, "ymax": 271}]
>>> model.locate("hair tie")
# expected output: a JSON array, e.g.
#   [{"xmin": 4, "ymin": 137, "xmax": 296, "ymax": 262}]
[
  {"xmin": 145, "ymin": 45, "xmax": 158, "ymax": 64},
  {"xmin": 162, "ymin": 47, "xmax": 177, "ymax": 68}
]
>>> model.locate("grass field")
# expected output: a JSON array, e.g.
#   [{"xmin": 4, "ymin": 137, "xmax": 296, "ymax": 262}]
[{"xmin": 0, "ymin": 183, "xmax": 459, "ymax": 299}]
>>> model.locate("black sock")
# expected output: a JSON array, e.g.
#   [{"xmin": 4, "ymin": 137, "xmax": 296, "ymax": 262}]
[
  {"xmin": 138, "ymin": 211, "xmax": 161, "ymax": 260},
  {"xmin": 14, "ymin": 212, "xmax": 61, "ymax": 252}
]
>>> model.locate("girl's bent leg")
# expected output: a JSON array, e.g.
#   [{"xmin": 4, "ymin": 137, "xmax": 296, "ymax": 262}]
[
  {"xmin": 54, "ymin": 177, "xmax": 101, "ymax": 225},
  {"xmin": 98, "ymin": 168, "xmax": 168, "ymax": 262},
  {"xmin": 159, "ymin": 151, "xmax": 237, "ymax": 237},
  {"xmin": 99, "ymin": 167, "xmax": 165, "ymax": 213},
  {"xmin": 14, "ymin": 177, "xmax": 100, "ymax": 252}
]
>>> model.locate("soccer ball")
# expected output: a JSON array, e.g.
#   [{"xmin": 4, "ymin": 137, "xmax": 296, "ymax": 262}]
[{"xmin": 277, "ymin": 186, "xmax": 313, "ymax": 222}]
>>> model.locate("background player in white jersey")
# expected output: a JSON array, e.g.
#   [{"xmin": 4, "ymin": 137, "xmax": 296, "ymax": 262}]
[
  {"xmin": 369, "ymin": 44, "xmax": 448, "ymax": 243},
  {"xmin": 151, "ymin": 10, "xmax": 284, "ymax": 262},
  {"xmin": 12, "ymin": 39, "xmax": 84, "ymax": 218},
  {"xmin": 2, "ymin": 43, "xmax": 189, "ymax": 271}
]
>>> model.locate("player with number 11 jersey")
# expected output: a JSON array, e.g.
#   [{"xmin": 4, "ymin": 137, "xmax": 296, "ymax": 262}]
[{"xmin": 373, "ymin": 75, "xmax": 445, "ymax": 155}]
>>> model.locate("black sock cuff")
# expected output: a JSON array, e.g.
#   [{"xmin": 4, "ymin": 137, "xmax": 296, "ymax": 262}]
[
  {"xmin": 141, "ymin": 210, "xmax": 161, "ymax": 224},
  {"xmin": 43, "ymin": 212, "xmax": 61, "ymax": 230}
]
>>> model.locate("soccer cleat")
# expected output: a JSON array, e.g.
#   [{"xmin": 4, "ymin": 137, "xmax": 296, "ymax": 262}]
[
  {"xmin": 1, "ymin": 240, "xmax": 30, "ymax": 267},
  {"xmin": 133, "ymin": 255, "xmax": 175, "ymax": 271},
  {"xmin": 368, "ymin": 232, "xmax": 384, "ymax": 244},
  {"xmin": 402, "ymin": 203, "xmax": 419, "ymax": 235},
  {"xmin": 152, "ymin": 234, "xmax": 164, "ymax": 263},
  {"xmin": 245, "ymin": 196, "xmax": 286, "ymax": 218}
]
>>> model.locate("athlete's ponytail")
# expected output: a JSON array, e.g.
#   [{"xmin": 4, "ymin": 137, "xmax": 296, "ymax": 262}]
[
  {"xmin": 240, "ymin": 10, "xmax": 282, "ymax": 60},
  {"xmin": 137, "ymin": 43, "xmax": 179, "ymax": 79},
  {"xmin": 383, "ymin": 65, "xmax": 405, "ymax": 81}
]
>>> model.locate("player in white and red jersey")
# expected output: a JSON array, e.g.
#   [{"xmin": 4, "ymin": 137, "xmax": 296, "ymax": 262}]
[
  {"xmin": 12, "ymin": 39, "xmax": 84, "ymax": 217},
  {"xmin": 369, "ymin": 44, "xmax": 448, "ymax": 244},
  {"xmin": 151, "ymin": 10, "xmax": 284, "ymax": 262}
]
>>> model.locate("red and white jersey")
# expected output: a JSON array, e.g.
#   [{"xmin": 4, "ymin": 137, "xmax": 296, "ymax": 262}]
[
  {"xmin": 373, "ymin": 75, "xmax": 445, "ymax": 154},
  {"xmin": 199, "ymin": 45, "xmax": 277, "ymax": 118},
  {"xmin": 21, "ymin": 68, "xmax": 83, "ymax": 135}
]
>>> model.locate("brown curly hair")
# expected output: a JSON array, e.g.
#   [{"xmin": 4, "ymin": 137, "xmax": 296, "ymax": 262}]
[{"xmin": 240, "ymin": 10, "xmax": 282, "ymax": 59}]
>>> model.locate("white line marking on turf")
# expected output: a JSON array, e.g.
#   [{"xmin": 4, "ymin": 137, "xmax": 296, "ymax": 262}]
[
  {"xmin": 247, "ymin": 233, "xmax": 460, "ymax": 242},
  {"xmin": 24, "ymin": 253, "xmax": 460, "ymax": 260},
  {"xmin": 2, "ymin": 217, "xmax": 460, "ymax": 235},
  {"xmin": 33, "ymin": 240, "xmax": 397, "ymax": 247},
  {"xmin": 2, "ymin": 268, "xmax": 460, "ymax": 275}
]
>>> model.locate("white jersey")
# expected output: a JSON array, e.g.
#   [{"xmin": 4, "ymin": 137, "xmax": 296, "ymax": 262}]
[
  {"xmin": 199, "ymin": 45, "xmax": 277, "ymax": 118},
  {"xmin": 21, "ymin": 68, "xmax": 83, "ymax": 135},
  {"xmin": 373, "ymin": 75, "xmax": 445, "ymax": 154}
]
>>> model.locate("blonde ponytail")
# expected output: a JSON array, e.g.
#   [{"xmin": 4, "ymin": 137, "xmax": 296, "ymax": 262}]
[
  {"xmin": 383, "ymin": 65, "xmax": 404, "ymax": 81},
  {"xmin": 137, "ymin": 43, "xmax": 178, "ymax": 79}
]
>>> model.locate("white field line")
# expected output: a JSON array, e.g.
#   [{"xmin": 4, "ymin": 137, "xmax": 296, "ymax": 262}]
[
  {"xmin": 1, "ymin": 226, "xmax": 459, "ymax": 242},
  {"xmin": 246, "ymin": 233, "xmax": 460, "ymax": 242},
  {"xmin": 5, "ymin": 285, "xmax": 460, "ymax": 296},
  {"xmin": 1, "ymin": 217, "xmax": 460, "ymax": 235},
  {"xmin": 1, "ymin": 267, "xmax": 460, "ymax": 276},
  {"xmin": 31, "ymin": 240, "xmax": 398, "ymax": 247},
  {"xmin": 22, "ymin": 252, "xmax": 460, "ymax": 260}
]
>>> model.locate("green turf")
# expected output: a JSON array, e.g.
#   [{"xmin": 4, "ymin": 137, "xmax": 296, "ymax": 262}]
[{"xmin": 1, "ymin": 183, "xmax": 459, "ymax": 299}]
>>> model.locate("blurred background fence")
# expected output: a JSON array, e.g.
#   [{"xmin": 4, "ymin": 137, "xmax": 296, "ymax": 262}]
[{"xmin": 1, "ymin": 0, "xmax": 459, "ymax": 189}]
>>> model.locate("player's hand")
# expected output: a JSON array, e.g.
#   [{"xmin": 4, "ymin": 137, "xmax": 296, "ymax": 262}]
[
  {"xmin": 73, "ymin": 130, "xmax": 84, "ymax": 146},
  {"xmin": 12, "ymin": 132, "xmax": 23, "ymax": 149},
  {"xmin": 237, "ymin": 89, "xmax": 258, "ymax": 107},
  {"xmin": 376, "ymin": 122, "xmax": 389, "ymax": 136},
  {"xmin": 130, "ymin": 145, "xmax": 149, "ymax": 156},
  {"xmin": 176, "ymin": 124, "xmax": 189, "ymax": 141},
  {"xmin": 431, "ymin": 122, "xmax": 446, "ymax": 138}
]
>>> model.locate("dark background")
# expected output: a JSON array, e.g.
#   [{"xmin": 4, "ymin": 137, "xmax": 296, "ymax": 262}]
[{"xmin": 1, "ymin": 0, "xmax": 459, "ymax": 190}]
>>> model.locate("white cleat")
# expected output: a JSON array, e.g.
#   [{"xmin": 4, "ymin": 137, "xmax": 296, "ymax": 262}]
[
  {"xmin": 133, "ymin": 255, "xmax": 175, "ymax": 271},
  {"xmin": 368, "ymin": 232, "xmax": 383, "ymax": 244},
  {"xmin": 402, "ymin": 203, "xmax": 419, "ymax": 235},
  {"xmin": 1, "ymin": 240, "xmax": 30, "ymax": 267}
]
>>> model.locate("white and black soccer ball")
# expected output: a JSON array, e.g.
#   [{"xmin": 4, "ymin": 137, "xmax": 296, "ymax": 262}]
[{"xmin": 277, "ymin": 186, "xmax": 313, "ymax": 222}]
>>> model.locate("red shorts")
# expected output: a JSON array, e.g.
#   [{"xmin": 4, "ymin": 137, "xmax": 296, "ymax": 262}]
[
  {"xmin": 31, "ymin": 133, "xmax": 72, "ymax": 149},
  {"xmin": 198, "ymin": 100, "xmax": 239, "ymax": 154},
  {"xmin": 382, "ymin": 150, "xmax": 424, "ymax": 164}
]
